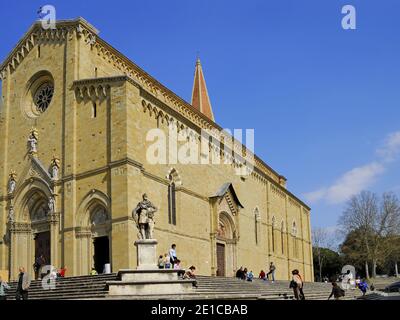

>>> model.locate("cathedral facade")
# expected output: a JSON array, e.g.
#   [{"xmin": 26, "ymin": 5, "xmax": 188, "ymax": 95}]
[{"xmin": 0, "ymin": 18, "xmax": 313, "ymax": 281}]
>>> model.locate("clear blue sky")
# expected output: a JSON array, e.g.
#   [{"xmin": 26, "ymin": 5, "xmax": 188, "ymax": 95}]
[{"xmin": 2, "ymin": 0, "xmax": 400, "ymax": 235}]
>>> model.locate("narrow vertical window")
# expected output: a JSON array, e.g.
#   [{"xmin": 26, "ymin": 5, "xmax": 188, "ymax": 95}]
[
  {"xmin": 38, "ymin": 46, "xmax": 41, "ymax": 58},
  {"xmin": 168, "ymin": 179, "xmax": 176, "ymax": 225},
  {"xmin": 292, "ymin": 222, "xmax": 298, "ymax": 258},
  {"xmin": 271, "ymin": 217, "xmax": 275, "ymax": 253},
  {"xmin": 254, "ymin": 208, "xmax": 260, "ymax": 245},
  {"xmin": 92, "ymin": 102, "xmax": 97, "ymax": 118},
  {"xmin": 95, "ymin": 67, "xmax": 98, "ymax": 78}
]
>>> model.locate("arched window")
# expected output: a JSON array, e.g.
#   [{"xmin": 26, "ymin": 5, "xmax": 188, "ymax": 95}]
[
  {"xmin": 281, "ymin": 221, "xmax": 285, "ymax": 255},
  {"xmin": 168, "ymin": 173, "xmax": 177, "ymax": 225},
  {"xmin": 292, "ymin": 221, "xmax": 298, "ymax": 258},
  {"xmin": 271, "ymin": 216, "xmax": 275, "ymax": 252}
]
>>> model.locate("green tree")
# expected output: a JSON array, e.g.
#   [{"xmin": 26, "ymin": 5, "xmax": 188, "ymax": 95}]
[{"xmin": 312, "ymin": 247, "xmax": 342, "ymax": 281}]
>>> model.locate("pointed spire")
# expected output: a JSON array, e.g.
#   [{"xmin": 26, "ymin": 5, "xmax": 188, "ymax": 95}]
[{"xmin": 191, "ymin": 57, "xmax": 215, "ymax": 121}]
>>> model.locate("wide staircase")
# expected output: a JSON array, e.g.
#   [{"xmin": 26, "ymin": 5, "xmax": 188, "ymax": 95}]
[
  {"xmin": 4, "ymin": 274, "xmax": 361, "ymax": 300},
  {"xmin": 5, "ymin": 274, "xmax": 117, "ymax": 300},
  {"xmin": 192, "ymin": 277, "xmax": 361, "ymax": 300}
]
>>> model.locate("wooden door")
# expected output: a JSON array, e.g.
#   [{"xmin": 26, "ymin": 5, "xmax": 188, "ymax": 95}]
[
  {"xmin": 216, "ymin": 243, "xmax": 226, "ymax": 276},
  {"xmin": 35, "ymin": 231, "xmax": 51, "ymax": 265}
]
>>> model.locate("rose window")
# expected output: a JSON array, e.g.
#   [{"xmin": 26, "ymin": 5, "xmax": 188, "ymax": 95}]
[{"xmin": 34, "ymin": 83, "xmax": 54, "ymax": 112}]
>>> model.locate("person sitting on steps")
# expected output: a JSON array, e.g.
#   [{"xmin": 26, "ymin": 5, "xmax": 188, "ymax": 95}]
[
  {"xmin": 90, "ymin": 268, "xmax": 98, "ymax": 276},
  {"xmin": 183, "ymin": 266, "xmax": 198, "ymax": 288}
]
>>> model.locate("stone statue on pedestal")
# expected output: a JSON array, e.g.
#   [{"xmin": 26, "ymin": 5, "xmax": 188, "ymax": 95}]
[
  {"xmin": 28, "ymin": 128, "xmax": 39, "ymax": 155},
  {"xmin": 50, "ymin": 156, "xmax": 60, "ymax": 180},
  {"xmin": 48, "ymin": 196, "xmax": 55, "ymax": 214},
  {"xmin": 132, "ymin": 193, "xmax": 157, "ymax": 240},
  {"xmin": 7, "ymin": 171, "xmax": 17, "ymax": 194},
  {"xmin": 8, "ymin": 206, "xmax": 14, "ymax": 223}
]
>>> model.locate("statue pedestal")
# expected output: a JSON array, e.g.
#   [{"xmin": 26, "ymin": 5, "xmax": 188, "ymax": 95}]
[
  {"xmin": 107, "ymin": 238, "xmax": 196, "ymax": 296},
  {"xmin": 135, "ymin": 239, "xmax": 158, "ymax": 270}
]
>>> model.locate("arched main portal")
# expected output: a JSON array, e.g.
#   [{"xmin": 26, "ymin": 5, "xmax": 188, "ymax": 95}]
[
  {"xmin": 9, "ymin": 180, "xmax": 57, "ymax": 280},
  {"xmin": 216, "ymin": 212, "xmax": 238, "ymax": 277}
]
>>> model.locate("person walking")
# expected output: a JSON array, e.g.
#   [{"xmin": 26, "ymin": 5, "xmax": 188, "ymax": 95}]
[
  {"xmin": 0, "ymin": 276, "xmax": 10, "ymax": 300},
  {"xmin": 169, "ymin": 244, "xmax": 178, "ymax": 268},
  {"xmin": 328, "ymin": 282, "xmax": 345, "ymax": 300},
  {"xmin": 266, "ymin": 262, "xmax": 276, "ymax": 282},
  {"xmin": 15, "ymin": 267, "xmax": 30, "ymax": 300},
  {"xmin": 290, "ymin": 269, "xmax": 305, "ymax": 300},
  {"xmin": 358, "ymin": 279, "xmax": 368, "ymax": 296}
]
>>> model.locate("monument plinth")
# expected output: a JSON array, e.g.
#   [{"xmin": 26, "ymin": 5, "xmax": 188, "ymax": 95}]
[
  {"xmin": 135, "ymin": 239, "xmax": 158, "ymax": 270},
  {"xmin": 106, "ymin": 194, "xmax": 196, "ymax": 297}
]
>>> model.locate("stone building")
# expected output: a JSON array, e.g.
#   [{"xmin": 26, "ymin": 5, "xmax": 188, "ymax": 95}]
[{"xmin": 0, "ymin": 18, "xmax": 314, "ymax": 281}]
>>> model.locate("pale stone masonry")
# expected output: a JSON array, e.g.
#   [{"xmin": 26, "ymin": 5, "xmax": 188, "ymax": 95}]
[{"xmin": 0, "ymin": 18, "xmax": 314, "ymax": 281}]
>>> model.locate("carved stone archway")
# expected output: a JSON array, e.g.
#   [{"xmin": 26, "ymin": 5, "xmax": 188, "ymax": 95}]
[
  {"xmin": 210, "ymin": 183, "xmax": 243, "ymax": 277},
  {"xmin": 9, "ymin": 178, "xmax": 58, "ymax": 280},
  {"xmin": 76, "ymin": 190, "xmax": 111, "ymax": 275}
]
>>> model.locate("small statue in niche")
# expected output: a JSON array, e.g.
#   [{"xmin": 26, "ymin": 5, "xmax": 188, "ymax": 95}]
[
  {"xmin": 7, "ymin": 170, "xmax": 17, "ymax": 194},
  {"xmin": 8, "ymin": 206, "xmax": 14, "ymax": 223},
  {"xmin": 48, "ymin": 196, "xmax": 55, "ymax": 214},
  {"xmin": 28, "ymin": 128, "xmax": 39, "ymax": 155},
  {"xmin": 50, "ymin": 156, "xmax": 60, "ymax": 180}
]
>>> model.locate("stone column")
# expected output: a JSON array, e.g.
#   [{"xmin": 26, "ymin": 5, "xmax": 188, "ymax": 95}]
[
  {"xmin": 9, "ymin": 222, "xmax": 31, "ymax": 280},
  {"xmin": 49, "ymin": 212, "xmax": 59, "ymax": 268},
  {"xmin": 209, "ymin": 199, "xmax": 218, "ymax": 276},
  {"xmin": 76, "ymin": 228, "xmax": 92, "ymax": 275}
]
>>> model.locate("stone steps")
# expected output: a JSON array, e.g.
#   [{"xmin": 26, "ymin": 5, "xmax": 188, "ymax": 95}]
[
  {"xmin": 5, "ymin": 274, "xmax": 117, "ymax": 300},
  {"xmin": 3, "ymin": 273, "xmax": 362, "ymax": 300}
]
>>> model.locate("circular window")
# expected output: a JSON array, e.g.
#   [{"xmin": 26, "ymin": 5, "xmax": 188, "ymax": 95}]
[
  {"xmin": 34, "ymin": 82, "xmax": 54, "ymax": 113},
  {"xmin": 22, "ymin": 71, "xmax": 54, "ymax": 119}
]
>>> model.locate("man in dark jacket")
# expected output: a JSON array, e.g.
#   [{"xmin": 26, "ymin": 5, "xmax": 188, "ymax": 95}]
[
  {"xmin": 16, "ymin": 267, "xmax": 31, "ymax": 300},
  {"xmin": 235, "ymin": 267, "xmax": 244, "ymax": 279}
]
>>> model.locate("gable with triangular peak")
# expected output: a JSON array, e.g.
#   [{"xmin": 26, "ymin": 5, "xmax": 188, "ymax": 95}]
[
  {"xmin": 16, "ymin": 156, "xmax": 53, "ymax": 192},
  {"xmin": 211, "ymin": 182, "xmax": 244, "ymax": 216}
]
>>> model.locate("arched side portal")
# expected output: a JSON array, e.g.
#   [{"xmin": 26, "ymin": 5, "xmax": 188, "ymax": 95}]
[
  {"xmin": 216, "ymin": 211, "xmax": 238, "ymax": 277},
  {"xmin": 76, "ymin": 190, "xmax": 111, "ymax": 275},
  {"xmin": 210, "ymin": 183, "xmax": 243, "ymax": 277}
]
